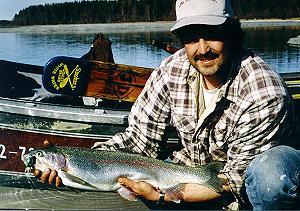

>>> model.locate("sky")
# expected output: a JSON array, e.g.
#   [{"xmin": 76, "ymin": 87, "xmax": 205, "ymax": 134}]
[{"xmin": 0, "ymin": 0, "xmax": 84, "ymax": 20}]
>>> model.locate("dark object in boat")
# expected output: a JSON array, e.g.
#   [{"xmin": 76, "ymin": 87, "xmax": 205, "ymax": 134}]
[
  {"xmin": 152, "ymin": 39, "xmax": 179, "ymax": 54},
  {"xmin": 81, "ymin": 32, "xmax": 115, "ymax": 63},
  {"xmin": 0, "ymin": 65, "xmax": 41, "ymax": 98}
]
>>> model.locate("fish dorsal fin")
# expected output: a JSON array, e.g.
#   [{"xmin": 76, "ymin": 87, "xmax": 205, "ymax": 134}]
[
  {"xmin": 117, "ymin": 148, "xmax": 139, "ymax": 154},
  {"xmin": 57, "ymin": 169, "xmax": 98, "ymax": 191},
  {"xmin": 117, "ymin": 186, "xmax": 138, "ymax": 201}
]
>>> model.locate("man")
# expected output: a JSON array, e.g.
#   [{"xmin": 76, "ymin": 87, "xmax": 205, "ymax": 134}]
[{"xmin": 35, "ymin": 0, "xmax": 300, "ymax": 209}]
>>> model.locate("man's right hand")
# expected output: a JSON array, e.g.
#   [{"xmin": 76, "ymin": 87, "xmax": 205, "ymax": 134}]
[
  {"xmin": 33, "ymin": 168, "xmax": 62, "ymax": 187},
  {"xmin": 33, "ymin": 140, "xmax": 63, "ymax": 188}
]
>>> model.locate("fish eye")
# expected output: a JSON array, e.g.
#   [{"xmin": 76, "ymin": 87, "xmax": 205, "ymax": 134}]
[{"xmin": 35, "ymin": 151, "xmax": 44, "ymax": 157}]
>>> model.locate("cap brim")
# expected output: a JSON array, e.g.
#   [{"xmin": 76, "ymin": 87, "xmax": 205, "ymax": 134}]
[{"xmin": 170, "ymin": 15, "xmax": 227, "ymax": 32}]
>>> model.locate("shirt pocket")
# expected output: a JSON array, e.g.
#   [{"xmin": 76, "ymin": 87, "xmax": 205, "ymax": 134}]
[{"xmin": 171, "ymin": 113, "xmax": 196, "ymax": 137}]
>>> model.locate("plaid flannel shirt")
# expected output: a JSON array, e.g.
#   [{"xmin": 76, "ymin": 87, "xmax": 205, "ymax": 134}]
[{"xmin": 93, "ymin": 48, "xmax": 294, "ymax": 206}]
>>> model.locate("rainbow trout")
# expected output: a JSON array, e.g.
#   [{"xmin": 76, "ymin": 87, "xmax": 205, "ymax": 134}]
[{"xmin": 22, "ymin": 146, "xmax": 224, "ymax": 201}]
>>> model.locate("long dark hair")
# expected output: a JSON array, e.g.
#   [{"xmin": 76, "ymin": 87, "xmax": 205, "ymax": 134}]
[{"xmin": 221, "ymin": 17, "xmax": 245, "ymax": 58}]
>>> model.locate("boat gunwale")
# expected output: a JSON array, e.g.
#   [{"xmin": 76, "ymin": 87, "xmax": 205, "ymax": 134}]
[{"xmin": 0, "ymin": 97, "xmax": 129, "ymax": 125}]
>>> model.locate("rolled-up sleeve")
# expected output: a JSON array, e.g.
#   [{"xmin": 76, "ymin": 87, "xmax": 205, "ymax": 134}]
[{"xmin": 93, "ymin": 61, "xmax": 171, "ymax": 158}]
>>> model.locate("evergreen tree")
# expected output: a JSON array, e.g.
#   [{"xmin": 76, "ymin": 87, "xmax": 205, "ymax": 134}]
[{"xmin": 12, "ymin": 0, "xmax": 300, "ymax": 26}]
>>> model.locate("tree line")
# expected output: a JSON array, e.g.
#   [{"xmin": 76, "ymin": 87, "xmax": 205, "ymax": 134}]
[
  {"xmin": 8, "ymin": 0, "xmax": 300, "ymax": 26},
  {"xmin": 12, "ymin": 0, "xmax": 176, "ymax": 25}
]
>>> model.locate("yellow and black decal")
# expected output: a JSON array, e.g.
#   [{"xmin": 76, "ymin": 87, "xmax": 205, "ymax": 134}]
[{"xmin": 43, "ymin": 56, "xmax": 90, "ymax": 96}]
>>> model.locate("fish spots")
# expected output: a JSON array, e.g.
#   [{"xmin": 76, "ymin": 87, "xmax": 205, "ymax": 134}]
[{"xmin": 280, "ymin": 174, "xmax": 287, "ymax": 181}]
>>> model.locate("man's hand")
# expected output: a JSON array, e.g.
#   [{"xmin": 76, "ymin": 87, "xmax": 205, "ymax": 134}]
[
  {"xmin": 118, "ymin": 177, "xmax": 160, "ymax": 201},
  {"xmin": 33, "ymin": 168, "xmax": 62, "ymax": 187},
  {"xmin": 33, "ymin": 140, "xmax": 63, "ymax": 188},
  {"xmin": 118, "ymin": 175, "xmax": 231, "ymax": 203}
]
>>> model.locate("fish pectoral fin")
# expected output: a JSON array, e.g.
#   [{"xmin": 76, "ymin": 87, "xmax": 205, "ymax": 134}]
[
  {"xmin": 117, "ymin": 186, "xmax": 138, "ymax": 201},
  {"xmin": 164, "ymin": 184, "xmax": 187, "ymax": 203},
  {"xmin": 58, "ymin": 170, "xmax": 98, "ymax": 191}
]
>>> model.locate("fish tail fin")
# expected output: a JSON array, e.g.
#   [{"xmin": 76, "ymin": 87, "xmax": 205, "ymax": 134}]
[
  {"xmin": 163, "ymin": 162, "xmax": 225, "ymax": 202},
  {"xmin": 204, "ymin": 162, "xmax": 225, "ymax": 174},
  {"xmin": 200, "ymin": 162, "xmax": 225, "ymax": 193}
]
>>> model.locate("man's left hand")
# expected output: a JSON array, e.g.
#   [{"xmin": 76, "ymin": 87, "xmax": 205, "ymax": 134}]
[
  {"xmin": 117, "ymin": 174, "xmax": 231, "ymax": 203},
  {"xmin": 118, "ymin": 177, "xmax": 160, "ymax": 201}
]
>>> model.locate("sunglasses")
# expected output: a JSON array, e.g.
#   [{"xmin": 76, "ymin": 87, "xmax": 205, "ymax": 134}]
[{"xmin": 177, "ymin": 25, "xmax": 227, "ymax": 44}]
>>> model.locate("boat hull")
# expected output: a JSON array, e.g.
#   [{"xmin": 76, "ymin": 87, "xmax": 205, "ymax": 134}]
[
  {"xmin": 0, "ymin": 97, "xmax": 175, "ymax": 210},
  {"xmin": 0, "ymin": 96, "xmax": 178, "ymax": 173},
  {"xmin": 0, "ymin": 128, "xmax": 109, "ymax": 172}
]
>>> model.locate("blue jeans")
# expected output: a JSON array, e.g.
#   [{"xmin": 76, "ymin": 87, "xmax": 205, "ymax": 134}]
[{"xmin": 245, "ymin": 146, "xmax": 300, "ymax": 210}]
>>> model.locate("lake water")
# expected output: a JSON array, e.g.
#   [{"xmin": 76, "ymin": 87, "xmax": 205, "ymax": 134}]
[{"xmin": 0, "ymin": 22, "xmax": 300, "ymax": 73}]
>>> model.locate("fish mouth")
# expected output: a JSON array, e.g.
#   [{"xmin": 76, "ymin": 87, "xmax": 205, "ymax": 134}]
[{"xmin": 22, "ymin": 155, "xmax": 36, "ymax": 173}]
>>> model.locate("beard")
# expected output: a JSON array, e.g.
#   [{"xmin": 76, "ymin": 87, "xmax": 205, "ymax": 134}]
[{"xmin": 189, "ymin": 49, "xmax": 229, "ymax": 77}]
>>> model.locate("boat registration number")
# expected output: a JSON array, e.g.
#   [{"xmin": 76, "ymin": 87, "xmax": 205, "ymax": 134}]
[{"xmin": 0, "ymin": 144, "xmax": 34, "ymax": 160}]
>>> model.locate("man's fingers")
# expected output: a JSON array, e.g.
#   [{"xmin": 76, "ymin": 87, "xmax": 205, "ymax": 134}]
[
  {"xmin": 217, "ymin": 174, "xmax": 231, "ymax": 192},
  {"xmin": 118, "ymin": 177, "xmax": 136, "ymax": 189},
  {"xmin": 118, "ymin": 177, "xmax": 132, "ymax": 186},
  {"xmin": 56, "ymin": 175, "xmax": 62, "ymax": 187},
  {"xmin": 217, "ymin": 174, "xmax": 229, "ymax": 185},
  {"xmin": 118, "ymin": 178, "xmax": 161, "ymax": 201},
  {"xmin": 33, "ymin": 169, "xmax": 42, "ymax": 177},
  {"xmin": 48, "ymin": 169, "xmax": 58, "ymax": 185},
  {"xmin": 39, "ymin": 168, "xmax": 51, "ymax": 183},
  {"xmin": 39, "ymin": 168, "xmax": 58, "ymax": 186},
  {"xmin": 33, "ymin": 168, "xmax": 61, "ymax": 187}
]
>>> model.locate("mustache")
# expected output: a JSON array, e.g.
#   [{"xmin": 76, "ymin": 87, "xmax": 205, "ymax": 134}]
[{"xmin": 195, "ymin": 50, "xmax": 220, "ymax": 61}]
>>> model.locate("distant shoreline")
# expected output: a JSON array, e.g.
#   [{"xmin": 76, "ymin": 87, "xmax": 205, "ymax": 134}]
[
  {"xmin": 241, "ymin": 19, "xmax": 300, "ymax": 27},
  {"xmin": 1, "ymin": 20, "xmax": 300, "ymax": 34}
]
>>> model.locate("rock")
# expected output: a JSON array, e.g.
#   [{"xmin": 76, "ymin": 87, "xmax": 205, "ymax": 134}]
[{"xmin": 287, "ymin": 35, "xmax": 300, "ymax": 47}]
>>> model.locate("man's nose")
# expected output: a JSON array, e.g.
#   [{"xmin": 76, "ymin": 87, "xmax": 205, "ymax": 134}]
[{"xmin": 197, "ymin": 38, "xmax": 210, "ymax": 54}]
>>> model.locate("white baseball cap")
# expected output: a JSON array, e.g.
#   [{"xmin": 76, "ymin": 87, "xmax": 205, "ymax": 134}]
[{"xmin": 170, "ymin": 0, "xmax": 234, "ymax": 32}]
